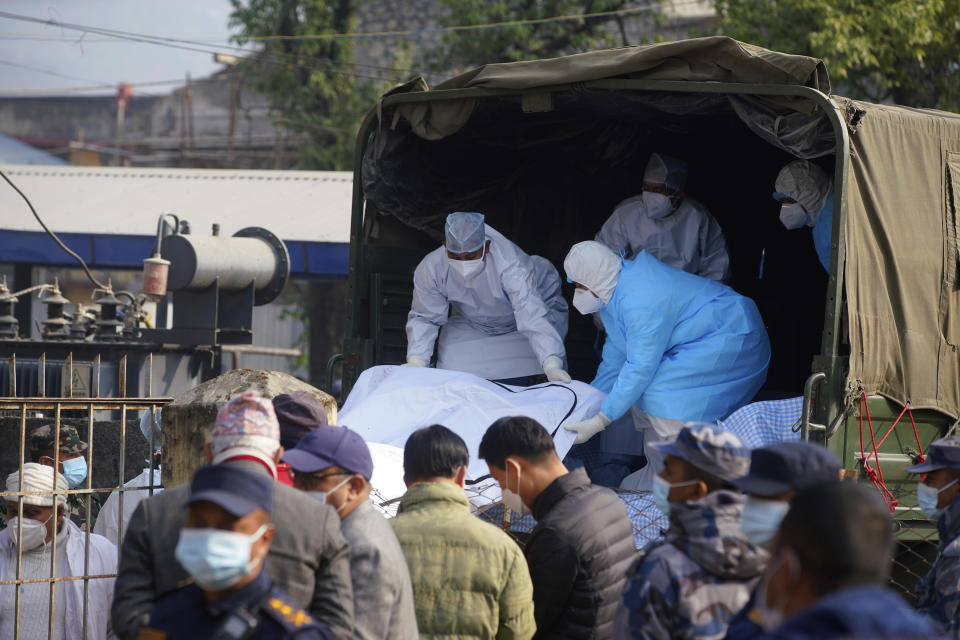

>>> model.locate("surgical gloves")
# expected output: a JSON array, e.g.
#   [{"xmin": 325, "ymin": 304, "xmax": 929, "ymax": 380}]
[
  {"xmin": 543, "ymin": 355, "xmax": 571, "ymax": 383},
  {"xmin": 563, "ymin": 412, "xmax": 611, "ymax": 444},
  {"xmin": 404, "ymin": 356, "xmax": 428, "ymax": 367}
]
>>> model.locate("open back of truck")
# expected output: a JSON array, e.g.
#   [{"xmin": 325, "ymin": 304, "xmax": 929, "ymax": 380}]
[{"xmin": 342, "ymin": 36, "xmax": 960, "ymax": 596}]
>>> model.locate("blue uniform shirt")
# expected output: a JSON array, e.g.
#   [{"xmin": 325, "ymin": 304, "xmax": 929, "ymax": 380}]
[
  {"xmin": 139, "ymin": 570, "xmax": 333, "ymax": 639},
  {"xmin": 811, "ymin": 192, "xmax": 834, "ymax": 272}
]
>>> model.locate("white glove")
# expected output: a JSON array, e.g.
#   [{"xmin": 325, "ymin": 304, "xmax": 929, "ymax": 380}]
[
  {"xmin": 403, "ymin": 356, "xmax": 428, "ymax": 367},
  {"xmin": 563, "ymin": 412, "xmax": 611, "ymax": 444},
  {"xmin": 543, "ymin": 355, "xmax": 571, "ymax": 384}
]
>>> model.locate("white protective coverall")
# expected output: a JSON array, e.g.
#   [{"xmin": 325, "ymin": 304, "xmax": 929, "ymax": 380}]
[
  {"xmin": 92, "ymin": 465, "xmax": 163, "ymax": 546},
  {"xmin": 406, "ymin": 224, "xmax": 568, "ymax": 380},
  {"xmin": 595, "ymin": 153, "xmax": 731, "ymax": 282}
]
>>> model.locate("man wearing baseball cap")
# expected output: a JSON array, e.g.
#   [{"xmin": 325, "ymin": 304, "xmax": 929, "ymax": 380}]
[
  {"xmin": 141, "ymin": 465, "xmax": 332, "ymax": 639},
  {"xmin": 29, "ymin": 423, "xmax": 102, "ymax": 530},
  {"xmin": 284, "ymin": 427, "xmax": 418, "ymax": 640},
  {"xmin": 724, "ymin": 441, "xmax": 842, "ymax": 640},
  {"xmin": 113, "ymin": 392, "xmax": 354, "ymax": 640},
  {"xmin": 614, "ymin": 423, "xmax": 766, "ymax": 640},
  {"xmin": 905, "ymin": 435, "xmax": 960, "ymax": 635}
]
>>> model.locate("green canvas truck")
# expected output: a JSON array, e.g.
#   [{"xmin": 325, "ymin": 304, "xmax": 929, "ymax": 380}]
[{"xmin": 336, "ymin": 36, "xmax": 960, "ymax": 595}]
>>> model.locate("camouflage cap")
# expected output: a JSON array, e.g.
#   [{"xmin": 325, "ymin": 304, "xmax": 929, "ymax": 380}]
[
  {"xmin": 650, "ymin": 422, "xmax": 750, "ymax": 482},
  {"xmin": 904, "ymin": 435, "xmax": 960, "ymax": 473},
  {"xmin": 29, "ymin": 423, "xmax": 88, "ymax": 455}
]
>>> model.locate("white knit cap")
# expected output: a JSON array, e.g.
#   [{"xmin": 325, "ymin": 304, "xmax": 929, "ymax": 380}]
[
  {"xmin": 5, "ymin": 463, "xmax": 68, "ymax": 507},
  {"xmin": 563, "ymin": 241, "xmax": 622, "ymax": 304}
]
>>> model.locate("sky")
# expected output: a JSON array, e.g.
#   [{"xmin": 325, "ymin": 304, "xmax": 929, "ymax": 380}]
[{"xmin": 0, "ymin": 1, "xmax": 245, "ymax": 97}]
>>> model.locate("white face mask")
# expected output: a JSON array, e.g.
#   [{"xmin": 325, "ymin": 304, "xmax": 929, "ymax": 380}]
[
  {"xmin": 501, "ymin": 459, "xmax": 531, "ymax": 518},
  {"xmin": 741, "ymin": 497, "xmax": 791, "ymax": 548},
  {"xmin": 8, "ymin": 514, "xmax": 53, "ymax": 552},
  {"xmin": 325, "ymin": 476, "xmax": 353, "ymax": 515},
  {"xmin": 448, "ymin": 255, "xmax": 485, "ymax": 279},
  {"xmin": 572, "ymin": 288, "xmax": 603, "ymax": 315},
  {"xmin": 779, "ymin": 202, "xmax": 810, "ymax": 230},
  {"xmin": 642, "ymin": 190, "xmax": 674, "ymax": 219}
]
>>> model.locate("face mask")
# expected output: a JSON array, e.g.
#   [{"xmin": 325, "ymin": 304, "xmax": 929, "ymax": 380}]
[
  {"xmin": 779, "ymin": 203, "xmax": 810, "ymax": 230},
  {"xmin": 642, "ymin": 190, "xmax": 674, "ymax": 220},
  {"xmin": 448, "ymin": 256, "xmax": 485, "ymax": 279},
  {"xmin": 7, "ymin": 514, "xmax": 53, "ymax": 552},
  {"xmin": 572, "ymin": 288, "xmax": 603, "ymax": 315},
  {"xmin": 741, "ymin": 497, "xmax": 790, "ymax": 547},
  {"xmin": 651, "ymin": 475, "xmax": 698, "ymax": 516},
  {"xmin": 325, "ymin": 477, "xmax": 353, "ymax": 515},
  {"xmin": 61, "ymin": 457, "xmax": 87, "ymax": 488},
  {"xmin": 502, "ymin": 459, "xmax": 531, "ymax": 518},
  {"xmin": 307, "ymin": 491, "xmax": 327, "ymax": 504},
  {"xmin": 917, "ymin": 478, "xmax": 958, "ymax": 520},
  {"xmin": 175, "ymin": 524, "xmax": 268, "ymax": 591}
]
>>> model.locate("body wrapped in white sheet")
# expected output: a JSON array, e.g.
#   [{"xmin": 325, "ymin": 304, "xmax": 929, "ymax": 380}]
[{"xmin": 339, "ymin": 366, "xmax": 606, "ymax": 513}]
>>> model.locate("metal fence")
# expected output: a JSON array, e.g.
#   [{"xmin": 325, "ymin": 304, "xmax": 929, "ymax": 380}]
[{"xmin": 0, "ymin": 352, "xmax": 172, "ymax": 640}]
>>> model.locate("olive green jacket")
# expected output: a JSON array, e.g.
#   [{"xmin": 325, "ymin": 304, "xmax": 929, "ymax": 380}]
[{"xmin": 391, "ymin": 481, "xmax": 536, "ymax": 640}]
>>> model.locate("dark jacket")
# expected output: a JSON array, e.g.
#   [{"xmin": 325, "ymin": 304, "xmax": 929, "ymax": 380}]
[
  {"xmin": 111, "ymin": 462, "xmax": 354, "ymax": 640},
  {"xmin": 143, "ymin": 568, "xmax": 334, "ymax": 639},
  {"xmin": 526, "ymin": 467, "xmax": 636, "ymax": 639},
  {"xmin": 760, "ymin": 586, "xmax": 936, "ymax": 639},
  {"xmin": 917, "ymin": 495, "xmax": 960, "ymax": 636}
]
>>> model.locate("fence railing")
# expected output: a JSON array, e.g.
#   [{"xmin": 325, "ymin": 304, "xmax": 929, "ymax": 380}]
[{"xmin": 0, "ymin": 352, "xmax": 172, "ymax": 640}]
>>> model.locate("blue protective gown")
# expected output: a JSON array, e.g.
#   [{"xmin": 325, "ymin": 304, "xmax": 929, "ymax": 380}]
[
  {"xmin": 811, "ymin": 192, "xmax": 834, "ymax": 272},
  {"xmin": 593, "ymin": 251, "xmax": 770, "ymax": 423}
]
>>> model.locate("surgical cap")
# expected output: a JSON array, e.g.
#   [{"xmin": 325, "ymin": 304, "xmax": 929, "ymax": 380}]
[
  {"xmin": 445, "ymin": 212, "xmax": 486, "ymax": 253},
  {"xmin": 644, "ymin": 153, "xmax": 688, "ymax": 191},
  {"xmin": 6, "ymin": 463, "xmax": 68, "ymax": 507},
  {"xmin": 773, "ymin": 160, "xmax": 833, "ymax": 223},
  {"xmin": 563, "ymin": 241, "xmax": 622, "ymax": 304}
]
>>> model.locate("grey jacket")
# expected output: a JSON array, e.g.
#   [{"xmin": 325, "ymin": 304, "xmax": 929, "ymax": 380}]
[
  {"xmin": 341, "ymin": 499, "xmax": 418, "ymax": 640},
  {"xmin": 111, "ymin": 463, "xmax": 355, "ymax": 640}
]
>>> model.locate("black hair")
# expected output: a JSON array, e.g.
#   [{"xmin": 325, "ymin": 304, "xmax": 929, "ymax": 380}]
[
  {"xmin": 478, "ymin": 416, "xmax": 556, "ymax": 469},
  {"xmin": 777, "ymin": 482, "xmax": 893, "ymax": 596},
  {"xmin": 403, "ymin": 424, "xmax": 469, "ymax": 483}
]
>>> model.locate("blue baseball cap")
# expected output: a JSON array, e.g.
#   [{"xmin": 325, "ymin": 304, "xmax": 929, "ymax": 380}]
[
  {"xmin": 731, "ymin": 441, "xmax": 841, "ymax": 496},
  {"xmin": 651, "ymin": 422, "xmax": 750, "ymax": 482},
  {"xmin": 282, "ymin": 426, "xmax": 373, "ymax": 480},
  {"xmin": 187, "ymin": 465, "xmax": 273, "ymax": 517},
  {"xmin": 904, "ymin": 435, "xmax": 960, "ymax": 474}
]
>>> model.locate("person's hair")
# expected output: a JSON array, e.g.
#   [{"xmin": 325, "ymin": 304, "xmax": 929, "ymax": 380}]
[
  {"xmin": 478, "ymin": 416, "xmax": 557, "ymax": 469},
  {"xmin": 403, "ymin": 425, "xmax": 469, "ymax": 483},
  {"xmin": 777, "ymin": 482, "xmax": 893, "ymax": 596},
  {"xmin": 686, "ymin": 464, "xmax": 728, "ymax": 494}
]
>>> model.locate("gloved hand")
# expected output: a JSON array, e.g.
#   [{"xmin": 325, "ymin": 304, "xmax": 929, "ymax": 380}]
[
  {"xmin": 403, "ymin": 356, "xmax": 428, "ymax": 367},
  {"xmin": 563, "ymin": 412, "xmax": 611, "ymax": 444},
  {"xmin": 542, "ymin": 355, "xmax": 571, "ymax": 384}
]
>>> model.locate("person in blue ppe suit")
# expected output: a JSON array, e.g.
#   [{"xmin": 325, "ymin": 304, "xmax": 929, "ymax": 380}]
[
  {"xmin": 773, "ymin": 160, "xmax": 833, "ymax": 272},
  {"xmin": 405, "ymin": 211, "xmax": 570, "ymax": 385},
  {"xmin": 596, "ymin": 152, "xmax": 730, "ymax": 282},
  {"xmin": 749, "ymin": 482, "xmax": 935, "ymax": 639},
  {"xmin": 723, "ymin": 442, "xmax": 842, "ymax": 640},
  {"xmin": 904, "ymin": 435, "xmax": 960, "ymax": 636},
  {"xmin": 561, "ymin": 241, "xmax": 770, "ymax": 488}
]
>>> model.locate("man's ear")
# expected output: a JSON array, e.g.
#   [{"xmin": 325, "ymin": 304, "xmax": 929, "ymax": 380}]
[
  {"xmin": 348, "ymin": 475, "xmax": 365, "ymax": 496},
  {"xmin": 273, "ymin": 447, "xmax": 284, "ymax": 464},
  {"xmin": 695, "ymin": 480, "xmax": 710, "ymax": 500},
  {"xmin": 454, "ymin": 466, "xmax": 467, "ymax": 488},
  {"xmin": 484, "ymin": 239, "xmax": 491, "ymax": 255}
]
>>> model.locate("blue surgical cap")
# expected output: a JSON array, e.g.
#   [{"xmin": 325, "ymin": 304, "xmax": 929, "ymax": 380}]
[
  {"xmin": 445, "ymin": 212, "xmax": 486, "ymax": 253},
  {"xmin": 644, "ymin": 153, "xmax": 688, "ymax": 191}
]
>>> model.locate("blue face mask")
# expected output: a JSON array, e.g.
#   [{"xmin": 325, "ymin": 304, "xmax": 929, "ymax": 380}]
[
  {"xmin": 742, "ymin": 497, "xmax": 791, "ymax": 547},
  {"xmin": 61, "ymin": 457, "xmax": 87, "ymax": 488},
  {"xmin": 651, "ymin": 475, "xmax": 698, "ymax": 516},
  {"xmin": 917, "ymin": 479, "xmax": 958, "ymax": 521},
  {"xmin": 175, "ymin": 524, "xmax": 268, "ymax": 590}
]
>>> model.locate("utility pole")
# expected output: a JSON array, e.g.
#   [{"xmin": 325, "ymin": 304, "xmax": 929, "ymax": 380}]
[{"xmin": 115, "ymin": 83, "xmax": 131, "ymax": 166}]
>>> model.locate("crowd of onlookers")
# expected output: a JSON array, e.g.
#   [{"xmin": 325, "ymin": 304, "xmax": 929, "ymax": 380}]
[{"xmin": 3, "ymin": 390, "xmax": 960, "ymax": 639}]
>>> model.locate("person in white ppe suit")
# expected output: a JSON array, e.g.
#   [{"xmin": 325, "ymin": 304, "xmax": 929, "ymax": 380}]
[
  {"xmin": 0, "ymin": 463, "xmax": 117, "ymax": 640},
  {"xmin": 93, "ymin": 409, "xmax": 163, "ymax": 546},
  {"xmin": 406, "ymin": 212, "xmax": 570, "ymax": 384},
  {"xmin": 595, "ymin": 152, "xmax": 730, "ymax": 282},
  {"xmin": 561, "ymin": 241, "xmax": 770, "ymax": 489},
  {"xmin": 773, "ymin": 160, "xmax": 834, "ymax": 272}
]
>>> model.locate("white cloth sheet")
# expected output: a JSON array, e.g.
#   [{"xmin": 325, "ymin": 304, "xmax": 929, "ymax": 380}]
[{"xmin": 340, "ymin": 366, "xmax": 605, "ymax": 513}]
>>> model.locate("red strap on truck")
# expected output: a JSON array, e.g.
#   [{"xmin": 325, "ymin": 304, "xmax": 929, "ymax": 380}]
[{"xmin": 858, "ymin": 391, "xmax": 926, "ymax": 513}]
